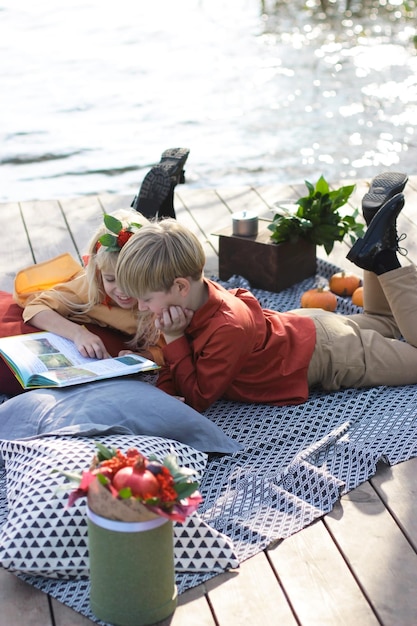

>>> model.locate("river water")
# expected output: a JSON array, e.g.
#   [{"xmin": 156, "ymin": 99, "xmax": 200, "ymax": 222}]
[{"xmin": 1, "ymin": 0, "xmax": 416, "ymax": 202}]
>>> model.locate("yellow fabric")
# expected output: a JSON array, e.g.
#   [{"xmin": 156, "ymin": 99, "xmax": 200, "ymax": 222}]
[{"xmin": 13, "ymin": 253, "xmax": 84, "ymax": 307}]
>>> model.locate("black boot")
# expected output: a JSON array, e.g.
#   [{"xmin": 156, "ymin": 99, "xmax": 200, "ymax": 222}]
[
  {"xmin": 362, "ymin": 171, "xmax": 408, "ymax": 226},
  {"xmin": 131, "ymin": 148, "xmax": 190, "ymax": 220},
  {"xmin": 347, "ymin": 193, "xmax": 405, "ymax": 273},
  {"xmin": 131, "ymin": 166, "xmax": 172, "ymax": 219}
]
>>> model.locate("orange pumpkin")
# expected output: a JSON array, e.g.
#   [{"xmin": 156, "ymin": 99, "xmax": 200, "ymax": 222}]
[
  {"xmin": 300, "ymin": 286, "xmax": 337, "ymax": 311},
  {"xmin": 329, "ymin": 271, "xmax": 362, "ymax": 297},
  {"xmin": 352, "ymin": 286, "xmax": 364, "ymax": 307}
]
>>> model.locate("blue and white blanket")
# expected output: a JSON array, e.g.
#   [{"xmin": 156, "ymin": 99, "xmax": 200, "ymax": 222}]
[{"xmin": 1, "ymin": 259, "xmax": 417, "ymax": 623}]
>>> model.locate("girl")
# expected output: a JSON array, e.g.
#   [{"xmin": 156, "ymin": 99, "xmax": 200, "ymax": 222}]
[{"xmin": 17, "ymin": 209, "xmax": 163, "ymax": 363}]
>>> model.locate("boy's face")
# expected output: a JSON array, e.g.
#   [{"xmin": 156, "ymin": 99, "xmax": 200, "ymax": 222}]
[{"xmin": 137, "ymin": 288, "xmax": 178, "ymax": 315}]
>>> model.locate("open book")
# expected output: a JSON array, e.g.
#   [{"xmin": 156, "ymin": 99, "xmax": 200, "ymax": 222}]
[{"xmin": 0, "ymin": 331, "xmax": 160, "ymax": 390}]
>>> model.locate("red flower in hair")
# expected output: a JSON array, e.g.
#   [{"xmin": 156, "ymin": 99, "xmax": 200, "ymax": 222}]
[
  {"xmin": 117, "ymin": 229, "xmax": 134, "ymax": 248},
  {"xmin": 96, "ymin": 215, "xmax": 142, "ymax": 252}
]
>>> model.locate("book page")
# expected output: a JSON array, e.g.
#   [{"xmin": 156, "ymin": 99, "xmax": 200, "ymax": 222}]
[{"xmin": 0, "ymin": 332, "xmax": 159, "ymax": 388}]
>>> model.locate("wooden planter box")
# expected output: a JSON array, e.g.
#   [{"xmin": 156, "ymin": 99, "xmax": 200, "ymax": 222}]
[{"xmin": 215, "ymin": 219, "xmax": 316, "ymax": 293}]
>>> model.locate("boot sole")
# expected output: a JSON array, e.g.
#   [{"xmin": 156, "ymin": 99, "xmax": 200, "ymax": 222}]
[
  {"xmin": 131, "ymin": 166, "xmax": 172, "ymax": 214},
  {"xmin": 362, "ymin": 172, "xmax": 408, "ymax": 211},
  {"xmin": 160, "ymin": 147, "xmax": 190, "ymax": 184}
]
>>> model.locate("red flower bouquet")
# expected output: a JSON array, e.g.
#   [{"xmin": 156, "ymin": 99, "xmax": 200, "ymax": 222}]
[{"xmin": 60, "ymin": 442, "xmax": 203, "ymax": 523}]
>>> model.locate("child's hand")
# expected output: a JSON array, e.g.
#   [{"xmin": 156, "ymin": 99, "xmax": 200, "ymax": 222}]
[
  {"xmin": 155, "ymin": 306, "xmax": 193, "ymax": 342},
  {"xmin": 73, "ymin": 327, "xmax": 111, "ymax": 359}
]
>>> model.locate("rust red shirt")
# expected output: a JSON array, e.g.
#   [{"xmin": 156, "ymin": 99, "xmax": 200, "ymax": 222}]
[{"xmin": 157, "ymin": 279, "xmax": 316, "ymax": 411}]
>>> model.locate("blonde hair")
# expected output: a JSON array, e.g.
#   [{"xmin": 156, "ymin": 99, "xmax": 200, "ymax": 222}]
[
  {"xmin": 85, "ymin": 208, "xmax": 147, "ymax": 306},
  {"xmin": 56, "ymin": 209, "xmax": 160, "ymax": 350},
  {"xmin": 116, "ymin": 219, "xmax": 206, "ymax": 298}
]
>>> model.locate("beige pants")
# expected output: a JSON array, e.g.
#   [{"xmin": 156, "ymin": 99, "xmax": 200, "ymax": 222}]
[{"xmin": 294, "ymin": 264, "xmax": 417, "ymax": 390}]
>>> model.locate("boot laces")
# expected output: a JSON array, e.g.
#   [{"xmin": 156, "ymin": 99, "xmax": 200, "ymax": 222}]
[{"xmin": 397, "ymin": 232, "xmax": 408, "ymax": 257}]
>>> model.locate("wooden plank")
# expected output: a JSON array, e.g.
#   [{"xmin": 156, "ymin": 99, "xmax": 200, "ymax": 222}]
[
  {"xmin": 174, "ymin": 189, "xmax": 223, "ymax": 277},
  {"xmin": 58, "ymin": 196, "xmax": 105, "ymax": 263},
  {"xmin": 371, "ymin": 457, "xmax": 417, "ymax": 551},
  {"xmin": 253, "ymin": 183, "xmax": 299, "ymax": 217},
  {"xmin": 176, "ymin": 186, "xmax": 233, "ymax": 244},
  {"xmin": 0, "ymin": 569, "xmax": 52, "ymax": 626},
  {"xmin": 53, "ymin": 583, "xmax": 215, "ymax": 626},
  {"xmin": 98, "ymin": 192, "xmax": 133, "ymax": 214},
  {"xmin": 52, "ymin": 599, "xmax": 96, "ymax": 625},
  {"xmin": 212, "ymin": 185, "xmax": 270, "ymax": 219},
  {"xmin": 205, "ymin": 552, "xmax": 297, "ymax": 625},
  {"xmin": 169, "ymin": 585, "xmax": 216, "ymax": 626},
  {"xmin": 19, "ymin": 199, "xmax": 79, "ymax": 263},
  {"xmin": 0, "ymin": 202, "xmax": 34, "ymax": 292},
  {"xmin": 324, "ymin": 481, "xmax": 417, "ymax": 625},
  {"xmin": 268, "ymin": 520, "xmax": 379, "ymax": 625}
]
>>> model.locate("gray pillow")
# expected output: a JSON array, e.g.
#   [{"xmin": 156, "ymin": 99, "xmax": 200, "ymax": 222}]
[{"xmin": 0, "ymin": 379, "xmax": 241, "ymax": 454}]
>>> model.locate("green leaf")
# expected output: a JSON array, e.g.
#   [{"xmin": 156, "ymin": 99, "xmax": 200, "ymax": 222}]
[
  {"xmin": 323, "ymin": 240, "xmax": 335, "ymax": 255},
  {"xmin": 52, "ymin": 469, "xmax": 82, "ymax": 485},
  {"xmin": 268, "ymin": 175, "xmax": 358, "ymax": 254},
  {"xmin": 98, "ymin": 233, "xmax": 118, "ymax": 248},
  {"xmin": 314, "ymin": 175, "xmax": 330, "ymax": 195},
  {"xmin": 304, "ymin": 179, "xmax": 315, "ymax": 196},
  {"xmin": 163, "ymin": 454, "xmax": 197, "ymax": 482},
  {"xmin": 118, "ymin": 487, "xmax": 133, "ymax": 499},
  {"xmin": 103, "ymin": 214, "xmax": 123, "ymax": 235},
  {"xmin": 94, "ymin": 441, "xmax": 117, "ymax": 461},
  {"xmin": 328, "ymin": 184, "xmax": 355, "ymax": 210},
  {"xmin": 97, "ymin": 473, "xmax": 110, "ymax": 486},
  {"xmin": 174, "ymin": 481, "xmax": 200, "ymax": 499}
]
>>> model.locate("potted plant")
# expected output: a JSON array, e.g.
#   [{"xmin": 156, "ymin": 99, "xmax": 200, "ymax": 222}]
[
  {"xmin": 268, "ymin": 175, "xmax": 364, "ymax": 254},
  {"xmin": 216, "ymin": 175, "xmax": 364, "ymax": 293}
]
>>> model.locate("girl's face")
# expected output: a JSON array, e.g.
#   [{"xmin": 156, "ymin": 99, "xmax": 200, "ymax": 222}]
[{"xmin": 101, "ymin": 271, "xmax": 137, "ymax": 309}]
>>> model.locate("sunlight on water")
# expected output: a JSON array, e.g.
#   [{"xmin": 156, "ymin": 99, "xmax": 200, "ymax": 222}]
[{"xmin": 0, "ymin": 0, "xmax": 416, "ymax": 201}]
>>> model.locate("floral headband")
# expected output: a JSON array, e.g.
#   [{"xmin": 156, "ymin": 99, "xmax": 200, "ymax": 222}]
[{"xmin": 95, "ymin": 214, "xmax": 142, "ymax": 253}]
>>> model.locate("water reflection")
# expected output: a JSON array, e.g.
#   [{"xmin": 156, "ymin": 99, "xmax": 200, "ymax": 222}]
[
  {"xmin": 261, "ymin": 0, "xmax": 416, "ymax": 23},
  {"xmin": 0, "ymin": 0, "xmax": 416, "ymax": 202},
  {"xmin": 256, "ymin": 0, "xmax": 417, "ymax": 178}
]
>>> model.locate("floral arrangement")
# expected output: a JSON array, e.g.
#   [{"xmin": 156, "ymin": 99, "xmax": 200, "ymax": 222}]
[
  {"xmin": 59, "ymin": 442, "xmax": 203, "ymax": 523},
  {"xmin": 95, "ymin": 214, "xmax": 142, "ymax": 253}
]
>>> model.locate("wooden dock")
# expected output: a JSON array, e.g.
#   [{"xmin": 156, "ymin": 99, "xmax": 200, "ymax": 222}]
[{"xmin": 1, "ymin": 176, "xmax": 417, "ymax": 626}]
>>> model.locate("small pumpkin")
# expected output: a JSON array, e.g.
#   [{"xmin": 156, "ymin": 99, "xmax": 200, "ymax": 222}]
[
  {"xmin": 300, "ymin": 286, "xmax": 337, "ymax": 311},
  {"xmin": 352, "ymin": 286, "xmax": 364, "ymax": 307},
  {"xmin": 329, "ymin": 270, "xmax": 361, "ymax": 296}
]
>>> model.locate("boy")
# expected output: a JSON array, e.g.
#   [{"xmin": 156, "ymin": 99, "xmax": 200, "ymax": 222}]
[{"xmin": 116, "ymin": 175, "xmax": 417, "ymax": 412}]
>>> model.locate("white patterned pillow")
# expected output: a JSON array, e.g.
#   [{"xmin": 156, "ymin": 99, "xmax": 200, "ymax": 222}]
[{"xmin": 0, "ymin": 435, "xmax": 238, "ymax": 579}]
